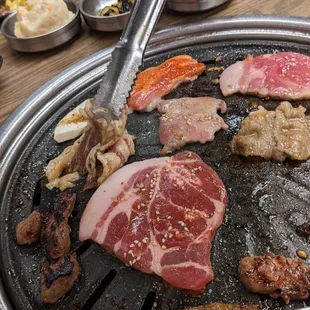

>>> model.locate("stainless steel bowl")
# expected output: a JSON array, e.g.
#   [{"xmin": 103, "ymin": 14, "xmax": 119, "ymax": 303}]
[
  {"xmin": 167, "ymin": 0, "xmax": 229, "ymax": 13},
  {"xmin": 1, "ymin": 1, "xmax": 81, "ymax": 53},
  {"xmin": 80, "ymin": 0, "xmax": 130, "ymax": 32}
]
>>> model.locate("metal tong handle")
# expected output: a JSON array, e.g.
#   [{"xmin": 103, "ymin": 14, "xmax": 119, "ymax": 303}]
[
  {"xmin": 94, "ymin": 0, "xmax": 167, "ymax": 120},
  {"xmin": 120, "ymin": 0, "xmax": 166, "ymax": 52}
]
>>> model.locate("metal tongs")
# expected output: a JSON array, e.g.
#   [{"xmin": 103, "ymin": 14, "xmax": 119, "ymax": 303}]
[{"xmin": 94, "ymin": 0, "xmax": 167, "ymax": 122}]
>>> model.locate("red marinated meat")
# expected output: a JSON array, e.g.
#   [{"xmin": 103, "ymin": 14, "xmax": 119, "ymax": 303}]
[
  {"xmin": 79, "ymin": 151, "xmax": 227, "ymax": 291},
  {"xmin": 220, "ymin": 52, "xmax": 310, "ymax": 100},
  {"xmin": 158, "ymin": 97, "xmax": 228, "ymax": 155},
  {"xmin": 128, "ymin": 55, "xmax": 206, "ymax": 112}
]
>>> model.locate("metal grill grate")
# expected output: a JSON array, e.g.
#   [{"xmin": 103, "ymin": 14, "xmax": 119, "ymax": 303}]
[{"xmin": 1, "ymin": 40, "xmax": 310, "ymax": 310}]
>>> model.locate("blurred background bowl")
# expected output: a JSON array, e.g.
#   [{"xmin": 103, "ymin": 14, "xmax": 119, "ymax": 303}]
[
  {"xmin": 167, "ymin": 0, "xmax": 229, "ymax": 13},
  {"xmin": 1, "ymin": 1, "xmax": 81, "ymax": 52},
  {"xmin": 0, "ymin": 12, "xmax": 10, "ymax": 23},
  {"xmin": 80, "ymin": 0, "xmax": 130, "ymax": 32},
  {"xmin": 0, "ymin": 0, "xmax": 24, "ymax": 24}
]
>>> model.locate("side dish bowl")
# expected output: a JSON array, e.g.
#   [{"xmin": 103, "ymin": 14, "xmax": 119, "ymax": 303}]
[
  {"xmin": 167, "ymin": 0, "xmax": 229, "ymax": 13},
  {"xmin": 1, "ymin": 1, "xmax": 81, "ymax": 52},
  {"xmin": 79, "ymin": 0, "xmax": 130, "ymax": 32}
]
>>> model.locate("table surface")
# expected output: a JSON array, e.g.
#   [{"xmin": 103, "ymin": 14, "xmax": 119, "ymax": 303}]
[{"xmin": 0, "ymin": 0, "xmax": 309, "ymax": 124}]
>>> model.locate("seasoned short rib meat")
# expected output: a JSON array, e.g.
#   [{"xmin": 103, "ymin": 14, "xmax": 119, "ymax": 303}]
[
  {"xmin": 41, "ymin": 252, "xmax": 80, "ymax": 304},
  {"xmin": 41, "ymin": 193, "xmax": 76, "ymax": 260},
  {"xmin": 16, "ymin": 210, "xmax": 43, "ymax": 245},
  {"xmin": 239, "ymin": 252, "xmax": 310, "ymax": 304},
  {"xmin": 80, "ymin": 151, "xmax": 227, "ymax": 291},
  {"xmin": 232, "ymin": 101, "xmax": 310, "ymax": 161},
  {"xmin": 128, "ymin": 55, "xmax": 206, "ymax": 112},
  {"xmin": 220, "ymin": 52, "xmax": 310, "ymax": 100},
  {"xmin": 158, "ymin": 97, "xmax": 228, "ymax": 155}
]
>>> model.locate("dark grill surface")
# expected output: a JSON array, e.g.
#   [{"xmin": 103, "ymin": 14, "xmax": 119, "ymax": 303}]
[{"xmin": 1, "ymin": 41, "xmax": 310, "ymax": 310}]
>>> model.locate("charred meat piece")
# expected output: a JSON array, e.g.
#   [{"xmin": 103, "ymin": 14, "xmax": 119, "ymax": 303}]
[
  {"xmin": 232, "ymin": 101, "xmax": 310, "ymax": 162},
  {"xmin": 41, "ymin": 252, "xmax": 80, "ymax": 304},
  {"xmin": 41, "ymin": 193, "xmax": 76, "ymax": 260},
  {"xmin": 220, "ymin": 52, "xmax": 310, "ymax": 100},
  {"xmin": 186, "ymin": 303, "xmax": 260, "ymax": 310},
  {"xmin": 239, "ymin": 252, "xmax": 310, "ymax": 304},
  {"xmin": 45, "ymin": 172, "xmax": 80, "ymax": 192},
  {"xmin": 84, "ymin": 131, "xmax": 135, "ymax": 190},
  {"xmin": 16, "ymin": 210, "xmax": 43, "ymax": 245},
  {"xmin": 296, "ymin": 221, "xmax": 310, "ymax": 236},
  {"xmin": 128, "ymin": 55, "xmax": 206, "ymax": 112},
  {"xmin": 80, "ymin": 151, "xmax": 227, "ymax": 291},
  {"xmin": 54, "ymin": 99, "xmax": 89, "ymax": 143},
  {"xmin": 158, "ymin": 97, "xmax": 228, "ymax": 155}
]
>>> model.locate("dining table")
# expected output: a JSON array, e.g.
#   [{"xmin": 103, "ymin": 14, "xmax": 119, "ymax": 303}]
[{"xmin": 0, "ymin": 0, "xmax": 309, "ymax": 125}]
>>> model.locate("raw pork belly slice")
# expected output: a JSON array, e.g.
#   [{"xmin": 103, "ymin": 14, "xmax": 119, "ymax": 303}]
[
  {"xmin": 128, "ymin": 55, "xmax": 206, "ymax": 112},
  {"xmin": 79, "ymin": 151, "xmax": 227, "ymax": 291},
  {"xmin": 220, "ymin": 52, "xmax": 310, "ymax": 100},
  {"xmin": 158, "ymin": 97, "xmax": 228, "ymax": 155}
]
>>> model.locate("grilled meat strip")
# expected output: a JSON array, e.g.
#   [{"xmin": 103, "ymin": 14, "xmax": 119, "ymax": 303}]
[
  {"xmin": 16, "ymin": 210, "xmax": 43, "ymax": 245},
  {"xmin": 46, "ymin": 172, "xmax": 80, "ymax": 192},
  {"xmin": 84, "ymin": 131, "xmax": 135, "ymax": 190},
  {"xmin": 41, "ymin": 193, "xmax": 76, "ymax": 260},
  {"xmin": 239, "ymin": 252, "xmax": 310, "ymax": 304},
  {"xmin": 41, "ymin": 252, "xmax": 80, "ymax": 304},
  {"xmin": 220, "ymin": 52, "xmax": 310, "ymax": 100},
  {"xmin": 296, "ymin": 221, "xmax": 310, "ymax": 236},
  {"xmin": 186, "ymin": 303, "xmax": 260, "ymax": 310}
]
